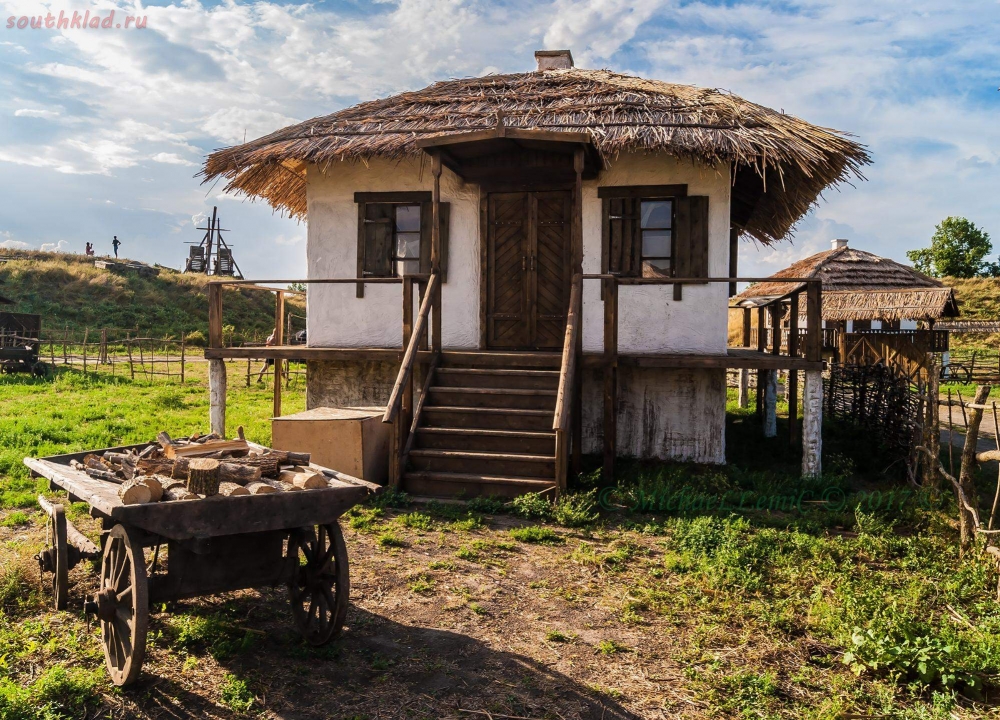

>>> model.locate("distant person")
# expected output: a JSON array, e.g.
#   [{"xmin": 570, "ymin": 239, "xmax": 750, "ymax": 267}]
[
  {"xmin": 112, "ymin": 236, "xmax": 121, "ymax": 258},
  {"xmin": 85, "ymin": 242, "xmax": 94, "ymax": 257}
]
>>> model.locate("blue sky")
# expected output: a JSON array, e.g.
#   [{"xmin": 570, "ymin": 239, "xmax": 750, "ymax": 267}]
[{"xmin": 1, "ymin": 0, "xmax": 998, "ymax": 278}]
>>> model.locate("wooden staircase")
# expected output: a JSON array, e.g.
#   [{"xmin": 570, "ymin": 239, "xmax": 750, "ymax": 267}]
[{"xmin": 401, "ymin": 353, "xmax": 561, "ymax": 498}]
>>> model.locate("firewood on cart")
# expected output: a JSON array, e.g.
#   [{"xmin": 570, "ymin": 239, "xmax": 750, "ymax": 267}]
[
  {"xmin": 70, "ymin": 460, "xmax": 123, "ymax": 484},
  {"xmin": 246, "ymin": 481, "xmax": 278, "ymax": 495},
  {"xmin": 263, "ymin": 479, "xmax": 300, "ymax": 492},
  {"xmin": 266, "ymin": 450, "xmax": 311, "ymax": 466},
  {"xmin": 219, "ymin": 463, "xmax": 262, "ymax": 485},
  {"xmin": 84, "ymin": 454, "xmax": 112, "ymax": 472},
  {"xmin": 186, "ymin": 458, "xmax": 220, "ymax": 497},
  {"xmin": 162, "ymin": 486, "xmax": 198, "ymax": 501},
  {"xmin": 136, "ymin": 476, "xmax": 163, "ymax": 502},
  {"xmin": 277, "ymin": 468, "xmax": 326, "ymax": 490},
  {"xmin": 117, "ymin": 479, "xmax": 152, "ymax": 505},
  {"xmin": 156, "ymin": 431, "xmax": 176, "ymax": 450},
  {"xmin": 138, "ymin": 444, "xmax": 157, "ymax": 459},
  {"xmin": 225, "ymin": 455, "xmax": 280, "ymax": 478},
  {"xmin": 218, "ymin": 481, "xmax": 250, "ymax": 497},
  {"xmin": 165, "ymin": 439, "xmax": 249, "ymax": 460}
]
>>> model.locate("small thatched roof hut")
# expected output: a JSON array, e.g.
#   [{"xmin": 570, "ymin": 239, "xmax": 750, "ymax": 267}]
[
  {"xmin": 201, "ymin": 67, "xmax": 869, "ymax": 245},
  {"xmin": 734, "ymin": 240, "xmax": 959, "ymax": 321}
]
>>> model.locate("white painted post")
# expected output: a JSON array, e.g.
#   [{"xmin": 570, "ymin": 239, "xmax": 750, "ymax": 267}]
[
  {"xmin": 763, "ymin": 370, "xmax": 777, "ymax": 437},
  {"xmin": 209, "ymin": 359, "xmax": 227, "ymax": 437},
  {"xmin": 738, "ymin": 369, "xmax": 750, "ymax": 408},
  {"xmin": 802, "ymin": 369, "xmax": 823, "ymax": 477}
]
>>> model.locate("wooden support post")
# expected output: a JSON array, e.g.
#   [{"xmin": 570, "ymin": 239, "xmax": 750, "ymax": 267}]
[
  {"xmin": 273, "ymin": 291, "xmax": 284, "ymax": 418},
  {"xmin": 763, "ymin": 370, "xmax": 778, "ymax": 437},
  {"xmin": 742, "ymin": 307, "xmax": 752, "ymax": 348},
  {"xmin": 180, "ymin": 336, "xmax": 185, "ymax": 384},
  {"xmin": 788, "ymin": 292, "xmax": 800, "ymax": 444},
  {"xmin": 802, "ymin": 369, "xmax": 823, "ymax": 478},
  {"xmin": 209, "ymin": 359, "xmax": 227, "ymax": 437},
  {"xmin": 571, "ymin": 147, "xmax": 584, "ymax": 477},
  {"xmin": 806, "ymin": 280, "xmax": 822, "ymax": 362},
  {"xmin": 62, "ymin": 326, "xmax": 68, "ymax": 364},
  {"xmin": 401, "ymin": 277, "xmax": 414, "ymax": 476},
  {"xmin": 208, "ymin": 282, "xmax": 223, "ymax": 349},
  {"xmin": 82, "ymin": 327, "xmax": 88, "ymax": 374},
  {"xmin": 728, "ymin": 226, "xmax": 739, "ymax": 298},
  {"xmin": 431, "ymin": 151, "xmax": 443, "ymax": 352},
  {"xmin": 756, "ymin": 306, "xmax": 766, "ymax": 353},
  {"xmin": 603, "ymin": 277, "xmax": 618, "ymax": 481},
  {"xmin": 769, "ymin": 303, "xmax": 781, "ymax": 356},
  {"xmin": 738, "ymin": 369, "xmax": 750, "ymax": 408}
]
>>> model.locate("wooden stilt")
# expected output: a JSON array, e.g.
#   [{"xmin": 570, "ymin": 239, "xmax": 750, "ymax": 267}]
[
  {"xmin": 209, "ymin": 359, "xmax": 227, "ymax": 437},
  {"xmin": 802, "ymin": 369, "xmax": 823, "ymax": 477},
  {"xmin": 273, "ymin": 291, "xmax": 284, "ymax": 418},
  {"xmin": 603, "ymin": 277, "xmax": 618, "ymax": 480}
]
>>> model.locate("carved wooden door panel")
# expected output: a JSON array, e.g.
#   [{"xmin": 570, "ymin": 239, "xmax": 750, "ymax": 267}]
[{"xmin": 486, "ymin": 191, "xmax": 571, "ymax": 350}]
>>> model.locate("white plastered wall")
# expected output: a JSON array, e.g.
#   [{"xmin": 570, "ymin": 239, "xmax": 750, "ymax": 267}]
[
  {"xmin": 305, "ymin": 157, "xmax": 481, "ymax": 349},
  {"xmin": 580, "ymin": 151, "xmax": 732, "ymax": 354}
]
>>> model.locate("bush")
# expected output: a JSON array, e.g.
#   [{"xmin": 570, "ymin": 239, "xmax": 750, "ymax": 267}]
[
  {"xmin": 0, "ymin": 665, "xmax": 101, "ymax": 720},
  {"xmin": 219, "ymin": 673, "xmax": 255, "ymax": 713},
  {"xmin": 467, "ymin": 495, "xmax": 507, "ymax": 514},
  {"xmin": 511, "ymin": 492, "xmax": 551, "ymax": 520},
  {"xmin": 183, "ymin": 330, "xmax": 206, "ymax": 346},
  {"xmin": 552, "ymin": 489, "xmax": 598, "ymax": 527}
]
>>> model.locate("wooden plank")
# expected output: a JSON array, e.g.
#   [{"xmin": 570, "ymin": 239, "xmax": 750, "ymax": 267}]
[
  {"xmin": 354, "ymin": 191, "xmax": 431, "ymax": 203},
  {"xmin": 806, "ymin": 280, "xmax": 822, "ymax": 362},
  {"xmin": 24, "ymin": 458, "xmax": 121, "ymax": 518},
  {"xmin": 384, "ymin": 272, "xmax": 439, "ymax": 424},
  {"xmin": 356, "ymin": 201, "xmax": 366, "ymax": 298},
  {"xmin": 205, "ymin": 346, "xmax": 405, "ymax": 361},
  {"xmin": 208, "ymin": 283, "xmax": 223, "ymax": 348},
  {"xmin": 742, "ymin": 307, "xmax": 752, "ymax": 347},
  {"xmin": 597, "ymin": 184, "xmax": 688, "ymax": 199},
  {"xmin": 431, "ymin": 152, "xmax": 443, "ymax": 353},
  {"xmin": 273, "ymin": 290, "xmax": 284, "ymax": 418},
  {"xmin": 728, "ymin": 226, "xmax": 739, "ymax": 298},
  {"xmin": 165, "ymin": 439, "xmax": 248, "ymax": 459},
  {"xmin": 788, "ymin": 291, "xmax": 800, "ymax": 445},
  {"xmin": 603, "ymin": 277, "xmax": 618, "ymax": 481}
]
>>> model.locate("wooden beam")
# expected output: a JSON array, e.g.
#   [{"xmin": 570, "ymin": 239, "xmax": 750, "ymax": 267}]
[
  {"xmin": 742, "ymin": 307, "xmax": 752, "ymax": 348},
  {"xmin": 400, "ymin": 277, "xmax": 414, "ymax": 472},
  {"xmin": 431, "ymin": 151, "xmax": 443, "ymax": 353},
  {"xmin": 384, "ymin": 272, "xmax": 439, "ymax": 424},
  {"xmin": 571, "ymin": 149, "xmax": 584, "ymax": 478},
  {"xmin": 756, "ymin": 306, "xmax": 766, "ymax": 353},
  {"xmin": 806, "ymin": 280, "xmax": 822, "ymax": 362},
  {"xmin": 769, "ymin": 303, "xmax": 781, "ymax": 356},
  {"xmin": 208, "ymin": 283, "xmax": 223, "ymax": 349},
  {"xmin": 788, "ymin": 291, "xmax": 800, "ymax": 446},
  {"xmin": 273, "ymin": 291, "xmax": 284, "ymax": 419},
  {"xmin": 728, "ymin": 227, "xmax": 739, "ymax": 298},
  {"xmin": 603, "ymin": 277, "xmax": 618, "ymax": 481}
]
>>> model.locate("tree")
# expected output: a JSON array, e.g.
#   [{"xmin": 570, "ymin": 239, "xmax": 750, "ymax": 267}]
[{"xmin": 907, "ymin": 216, "xmax": 998, "ymax": 278}]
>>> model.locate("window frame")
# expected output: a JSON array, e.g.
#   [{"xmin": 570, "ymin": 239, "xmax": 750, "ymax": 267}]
[
  {"xmin": 637, "ymin": 198, "xmax": 675, "ymax": 278},
  {"xmin": 355, "ymin": 191, "xmax": 432, "ymax": 298},
  {"xmin": 599, "ymin": 184, "xmax": 688, "ymax": 280}
]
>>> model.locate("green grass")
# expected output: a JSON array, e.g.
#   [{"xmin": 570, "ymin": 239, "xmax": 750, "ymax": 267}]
[
  {"xmin": 509, "ymin": 525, "xmax": 562, "ymax": 544},
  {"xmin": 219, "ymin": 673, "xmax": 255, "ymax": 714}
]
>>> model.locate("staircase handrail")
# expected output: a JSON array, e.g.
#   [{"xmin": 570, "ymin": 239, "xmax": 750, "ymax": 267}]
[
  {"xmin": 384, "ymin": 272, "xmax": 439, "ymax": 424},
  {"xmin": 553, "ymin": 274, "xmax": 582, "ymax": 432}
]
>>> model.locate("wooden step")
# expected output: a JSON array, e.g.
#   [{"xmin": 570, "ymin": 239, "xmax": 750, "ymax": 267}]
[
  {"xmin": 421, "ymin": 406, "xmax": 554, "ymax": 431},
  {"xmin": 402, "ymin": 471, "xmax": 556, "ymax": 499},
  {"xmin": 434, "ymin": 367, "xmax": 560, "ymax": 390},
  {"xmin": 426, "ymin": 386, "xmax": 557, "ymax": 410},
  {"xmin": 439, "ymin": 351, "xmax": 561, "ymax": 369},
  {"xmin": 414, "ymin": 427, "xmax": 556, "ymax": 454},
  {"xmin": 408, "ymin": 449, "xmax": 556, "ymax": 479}
]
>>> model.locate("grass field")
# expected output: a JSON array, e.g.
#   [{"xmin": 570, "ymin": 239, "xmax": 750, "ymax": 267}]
[{"xmin": 1, "ymin": 366, "xmax": 999, "ymax": 719}]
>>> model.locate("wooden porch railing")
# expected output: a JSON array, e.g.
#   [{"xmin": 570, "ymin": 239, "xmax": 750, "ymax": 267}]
[{"xmin": 553, "ymin": 274, "xmax": 582, "ymax": 491}]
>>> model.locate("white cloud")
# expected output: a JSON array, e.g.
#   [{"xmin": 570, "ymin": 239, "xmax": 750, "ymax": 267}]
[
  {"xmin": 39, "ymin": 239, "xmax": 69, "ymax": 252},
  {"xmin": 0, "ymin": 231, "xmax": 30, "ymax": 250},
  {"xmin": 14, "ymin": 108, "xmax": 59, "ymax": 119},
  {"xmin": 201, "ymin": 107, "xmax": 299, "ymax": 145},
  {"xmin": 150, "ymin": 152, "xmax": 197, "ymax": 166}
]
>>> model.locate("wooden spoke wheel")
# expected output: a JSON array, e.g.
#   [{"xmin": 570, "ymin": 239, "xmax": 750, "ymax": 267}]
[
  {"xmin": 287, "ymin": 522, "xmax": 349, "ymax": 646},
  {"xmin": 39, "ymin": 502, "xmax": 69, "ymax": 610},
  {"xmin": 95, "ymin": 524, "xmax": 149, "ymax": 687}
]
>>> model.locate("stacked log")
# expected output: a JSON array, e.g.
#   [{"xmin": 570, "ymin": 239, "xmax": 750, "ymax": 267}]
[{"xmin": 186, "ymin": 458, "xmax": 220, "ymax": 497}]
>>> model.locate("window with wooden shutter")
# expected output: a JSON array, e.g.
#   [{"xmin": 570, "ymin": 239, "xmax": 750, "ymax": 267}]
[
  {"xmin": 599, "ymin": 185, "xmax": 709, "ymax": 300},
  {"xmin": 354, "ymin": 192, "xmax": 448, "ymax": 298}
]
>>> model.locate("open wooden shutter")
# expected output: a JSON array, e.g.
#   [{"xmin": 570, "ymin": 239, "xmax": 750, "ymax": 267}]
[
  {"xmin": 601, "ymin": 196, "xmax": 641, "ymax": 276},
  {"xmin": 419, "ymin": 201, "xmax": 450, "ymax": 282},
  {"xmin": 672, "ymin": 196, "xmax": 709, "ymax": 299},
  {"xmin": 356, "ymin": 202, "xmax": 393, "ymax": 298}
]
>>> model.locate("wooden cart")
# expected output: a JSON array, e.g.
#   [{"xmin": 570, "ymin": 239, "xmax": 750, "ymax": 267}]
[{"xmin": 25, "ymin": 442, "xmax": 378, "ymax": 687}]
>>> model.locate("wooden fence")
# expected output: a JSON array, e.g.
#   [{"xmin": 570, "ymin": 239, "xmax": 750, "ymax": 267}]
[
  {"xmin": 825, "ymin": 362, "xmax": 930, "ymax": 475},
  {"xmin": 945, "ymin": 349, "xmax": 1000, "ymax": 384}
]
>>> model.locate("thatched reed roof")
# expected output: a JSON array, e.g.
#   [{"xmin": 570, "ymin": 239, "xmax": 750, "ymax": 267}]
[
  {"xmin": 201, "ymin": 68, "xmax": 870, "ymax": 245},
  {"xmin": 734, "ymin": 246, "xmax": 959, "ymax": 321}
]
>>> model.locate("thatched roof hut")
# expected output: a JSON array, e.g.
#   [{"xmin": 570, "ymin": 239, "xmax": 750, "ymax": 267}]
[
  {"xmin": 201, "ymin": 66, "xmax": 869, "ymax": 245},
  {"xmin": 734, "ymin": 240, "xmax": 959, "ymax": 321}
]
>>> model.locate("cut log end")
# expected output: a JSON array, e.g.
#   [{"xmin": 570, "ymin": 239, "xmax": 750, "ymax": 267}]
[
  {"xmin": 187, "ymin": 458, "xmax": 221, "ymax": 497},
  {"xmin": 246, "ymin": 481, "xmax": 278, "ymax": 495},
  {"xmin": 117, "ymin": 479, "xmax": 152, "ymax": 505}
]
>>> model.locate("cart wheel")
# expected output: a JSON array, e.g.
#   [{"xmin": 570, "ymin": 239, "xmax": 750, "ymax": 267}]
[
  {"xmin": 93, "ymin": 525, "xmax": 149, "ymax": 687},
  {"xmin": 287, "ymin": 522, "xmax": 349, "ymax": 645},
  {"xmin": 38, "ymin": 502, "xmax": 69, "ymax": 610},
  {"xmin": 32, "ymin": 361, "xmax": 49, "ymax": 377}
]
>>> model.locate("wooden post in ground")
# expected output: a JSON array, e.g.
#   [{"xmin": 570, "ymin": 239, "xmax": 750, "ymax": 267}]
[
  {"xmin": 571, "ymin": 147, "xmax": 584, "ymax": 477},
  {"xmin": 788, "ymin": 291, "xmax": 800, "ymax": 445},
  {"xmin": 62, "ymin": 325, "xmax": 68, "ymax": 364},
  {"xmin": 82, "ymin": 328, "xmax": 88, "ymax": 374},
  {"xmin": 430, "ymin": 151, "xmax": 443, "ymax": 353},
  {"xmin": 763, "ymin": 370, "xmax": 778, "ymax": 437},
  {"xmin": 957, "ymin": 385, "xmax": 992, "ymax": 549},
  {"xmin": 603, "ymin": 276, "xmax": 618, "ymax": 481},
  {"xmin": 209, "ymin": 359, "xmax": 227, "ymax": 437},
  {"xmin": 273, "ymin": 290, "xmax": 285, "ymax": 418},
  {"xmin": 738, "ymin": 306, "xmax": 751, "ymax": 408},
  {"xmin": 400, "ymin": 276, "xmax": 414, "ymax": 479},
  {"xmin": 802, "ymin": 370, "xmax": 823, "ymax": 478},
  {"xmin": 126, "ymin": 339, "xmax": 135, "ymax": 380},
  {"xmin": 180, "ymin": 336, "xmax": 185, "ymax": 384},
  {"xmin": 100, "ymin": 328, "xmax": 108, "ymax": 364},
  {"xmin": 922, "ymin": 354, "xmax": 940, "ymax": 489}
]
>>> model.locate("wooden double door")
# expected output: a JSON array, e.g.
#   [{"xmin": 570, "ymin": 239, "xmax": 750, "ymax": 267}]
[{"xmin": 485, "ymin": 190, "xmax": 572, "ymax": 350}]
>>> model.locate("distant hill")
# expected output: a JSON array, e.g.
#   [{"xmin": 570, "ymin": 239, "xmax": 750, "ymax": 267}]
[
  {"xmin": 0, "ymin": 251, "xmax": 301, "ymax": 343},
  {"xmin": 947, "ymin": 277, "xmax": 1000, "ymax": 321}
]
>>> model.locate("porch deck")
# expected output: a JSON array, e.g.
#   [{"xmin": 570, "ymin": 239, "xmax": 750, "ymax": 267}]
[{"xmin": 204, "ymin": 345, "xmax": 823, "ymax": 372}]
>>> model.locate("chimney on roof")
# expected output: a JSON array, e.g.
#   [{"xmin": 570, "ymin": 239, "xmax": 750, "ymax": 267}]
[
  {"xmin": 535, "ymin": 50, "xmax": 574, "ymax": 71},
  {"xmin": 832, "ymin": 238, "xmax": 849, "ymax": 250}
]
